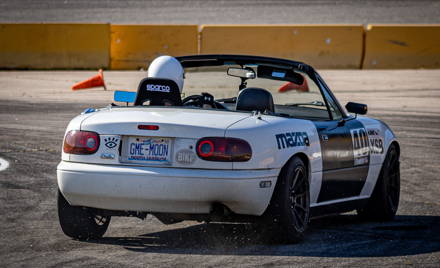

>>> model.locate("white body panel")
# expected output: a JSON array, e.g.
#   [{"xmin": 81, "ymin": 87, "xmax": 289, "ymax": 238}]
[
  {"xmin": 80, "ymin": 107, "xmax": 250, "ymax": 135},
  {"xmin": 57, "ymin": 161, "xmax": 278, "ymax": 215},
  {"xmin": 71, "ymin": 107, "xmax": 251, "ymax": 170},
  {"xmin": 58, "ymin": 106, "xmax": 397, "ymax": 216},
  {"xmin": 61, "ymin": 112, "xmax": 95, "ymax": 161},
  {"xmin": 225, "ymin": 114, "xmax": 323, "ymax": 204}
]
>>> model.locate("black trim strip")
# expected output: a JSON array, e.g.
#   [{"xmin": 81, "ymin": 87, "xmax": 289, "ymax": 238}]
[
  {"xmin": 311, "ymin": 198, "xmax": 368, "ymax": 218},
  {"xmin": 176, "ymin": 54, "xmax": 313, "ymax": 73}
]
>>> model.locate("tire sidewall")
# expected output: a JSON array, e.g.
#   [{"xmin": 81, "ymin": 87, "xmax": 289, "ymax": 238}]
[
  {"xmin": 358, "ymin": 143, "xmax": 400, "ymax": 220},
  {"xmin": 378, "ymin": 144, "xmax": 400, "ymax": 217},
  {"xmin": 267, "ymin": 156, "xmax": 310, "ymax": 242},
  {"xmin": 57, "ymin": 190, "xmax": 110, "ymax": 240}
]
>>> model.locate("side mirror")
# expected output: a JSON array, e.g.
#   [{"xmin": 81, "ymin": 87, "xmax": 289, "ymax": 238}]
[
  {"xmin": 345, "ymin": 102, "xmax": 368, "ymax": 115},
  {"xmin": 114, "ymin": 90, "xmax": 136, "ymax": 103}
]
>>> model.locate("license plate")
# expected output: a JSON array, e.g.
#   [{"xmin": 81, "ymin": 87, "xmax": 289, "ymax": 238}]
[{"xmin": 123, "ymin": 136, "xmax": 172, "ymax": 164}]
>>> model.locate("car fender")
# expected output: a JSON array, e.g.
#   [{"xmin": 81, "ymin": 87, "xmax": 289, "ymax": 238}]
[
  {"xmin": 356, "ymin": 116, "xmax": 398, "ymax": 165},
  {"xmin": 225, "ymin": 114, "xmax": 323, "ymax": 204},
  {"xmin": 356, "ymin": 116, "xmax": 399, "ymax": 197}
]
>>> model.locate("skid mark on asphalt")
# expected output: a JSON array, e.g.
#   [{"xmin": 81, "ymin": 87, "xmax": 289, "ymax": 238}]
[
  {"xmin": 0, "ymin": 157, "xmax": 9, "ymax": 171},
  {"xmin": 0, "ymin": 181, "xmax": 28, "ymax": 190}
]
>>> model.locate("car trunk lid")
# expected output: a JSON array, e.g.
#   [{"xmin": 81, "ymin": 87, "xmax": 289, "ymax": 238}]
[
  {"xmin": 80, "ymin": 107, "xmax": 249, "ymax": 137},
  {"xmin": 68, "ymin": 107, "xmax": 251, "ymax": 169}
]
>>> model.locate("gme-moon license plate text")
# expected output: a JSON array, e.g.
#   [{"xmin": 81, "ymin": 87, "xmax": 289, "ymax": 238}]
[{"xmin": 122, "ymin": 136, "xmax": 172, "ymax": 164}]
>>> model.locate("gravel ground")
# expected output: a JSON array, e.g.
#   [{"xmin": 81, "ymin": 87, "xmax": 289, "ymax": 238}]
[{"xmin": 0, "ymin": 70, "xmax": 439, "ymax": 267}]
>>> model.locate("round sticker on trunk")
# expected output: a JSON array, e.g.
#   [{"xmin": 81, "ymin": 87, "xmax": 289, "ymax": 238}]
[{"xmin": 175, "ymin": 149, "xmax": 196, "ymax": 165}]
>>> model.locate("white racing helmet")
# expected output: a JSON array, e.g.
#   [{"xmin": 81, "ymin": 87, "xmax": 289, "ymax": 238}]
[{"xmin": 147, "ymin": 55, "xmax": 184, "ymax": 93}]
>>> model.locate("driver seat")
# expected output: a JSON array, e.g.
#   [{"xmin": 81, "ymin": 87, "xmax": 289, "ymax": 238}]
[
  {"xmin": 236, "ymin": 87, "xmax": 274, "ymax": 113},
  {"xmin": 134, "ymin": 78, "xmax": 182, "ymax": 106}
]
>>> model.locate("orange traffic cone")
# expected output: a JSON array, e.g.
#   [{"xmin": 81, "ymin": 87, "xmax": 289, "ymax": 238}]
[
  {"xmin": 72, "ymin": 69, "xmax": 107, "ymax": 90},
  {"xmin": 278, "ymin": 78, "xmax": 309, "ymax": 93}
]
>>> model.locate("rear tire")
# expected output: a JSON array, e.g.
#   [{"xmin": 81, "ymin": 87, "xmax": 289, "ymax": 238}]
[
  {"xmin": 58, "ymin": 189, "xmax": 111, "ymax": 240},
  {"xmin": 357, "ymin": 143, "xmax": 400, "ymax": 221},
  {"xmin": 263, "ymin": 156, "xmax": 310, "ymax": 243}
]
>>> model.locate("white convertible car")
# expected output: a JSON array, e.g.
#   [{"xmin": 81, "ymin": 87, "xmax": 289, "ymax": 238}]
[{"xmin": 57, "ymin": 55, "xmax": 400, "ymax": 243}]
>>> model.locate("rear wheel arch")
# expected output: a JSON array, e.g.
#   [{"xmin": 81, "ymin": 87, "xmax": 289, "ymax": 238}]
[
  {"xmin": 58, "ymin": 189, "xmax": 111, "ymax": 240},
  {"xmin": 390, "ymin": 140, "xmax": 400, "ymax": 156},
  {"xmin": 358, "ymin": 142, "xmax": 400, "ymax": 220},
  {"xmin": 269, "ymin": 152, "xmax": 311, "ymax": 212},
  {"xmin": 269, "ymin": 153, "xmax": 311, "ymax": 208},
  {"xmin": 278, "ymin": 152, "xmax": 310, "ymax": 182},
  {"xmin": 382, "ymin": 139, "xmax": 400, "ymax": 166},
  {"xmin": 260, "ymin": 153, "xmax": 311, "ymax": 243}
]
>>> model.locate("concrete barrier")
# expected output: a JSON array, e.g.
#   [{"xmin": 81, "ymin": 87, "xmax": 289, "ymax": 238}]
[
  {"xmin": 2, "ymin": 23, "xmax": 439, "ymax": 70},
  {"xmin": 110, "ymin": 25, "xmax": 198, "ymax": 70},
  {"xmin": 200, "ymin": 25, "xmax": 364, "ymax": 69},
  {"xmin": 363, "ymin": 24, "xmax": 440, "ymax": 69},
  {"xmin": 0, "ymin": 23, "xmax": 110, "ymax": 69}
]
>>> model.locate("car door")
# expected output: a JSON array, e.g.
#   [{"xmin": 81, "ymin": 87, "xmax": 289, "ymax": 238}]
[{"xmin": 314, "ymin": 77, "xmax": 370, "ymax": 203}]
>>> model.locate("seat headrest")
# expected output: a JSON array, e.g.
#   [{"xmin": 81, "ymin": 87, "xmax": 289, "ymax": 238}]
[
  {"xmin": 236, "ymin": 87, "xmax": 274, "ymax": 113},
  {"xmin": 135, "ymin": 78, "xmax": 182, "ymax": 106}
]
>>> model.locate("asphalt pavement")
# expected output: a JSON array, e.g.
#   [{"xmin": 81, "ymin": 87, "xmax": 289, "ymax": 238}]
[
  {"xmin": 1, "ymin": 1, "xmax": 440, "ymax": 266},
  {"xmin": 1, "ymin": 0, "xmax": 440, "ymax": 24},
  {"xmin": 0, "ymin": 70, "xmax": 439, "ymax": 267}
]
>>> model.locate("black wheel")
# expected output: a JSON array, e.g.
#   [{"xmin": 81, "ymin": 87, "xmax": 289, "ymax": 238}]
[
  {"xmin": 357, "ymin": 143, "xmax": 400, "ymax": 221},
  {"xmin": 57, "ymin": 189, "xmax": 111, "ymax": 240},
  {"xmin": 263, "ymin": 157, "xmax": 310, "ymax": 243}
]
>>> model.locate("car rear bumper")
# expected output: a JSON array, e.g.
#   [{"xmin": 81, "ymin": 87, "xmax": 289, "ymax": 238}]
[{"xmin": 57, "ymin": 161, "xmax": 279, "ymax": 216}]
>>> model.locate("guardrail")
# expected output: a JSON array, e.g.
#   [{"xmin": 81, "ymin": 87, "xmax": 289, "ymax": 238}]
[{"xmin": 0, "ymin": 23, "xmax": 439, "ymax": 69}]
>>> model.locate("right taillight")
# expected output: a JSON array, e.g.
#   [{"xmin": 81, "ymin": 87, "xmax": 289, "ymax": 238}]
[
  {"xmin": 196, "ymin": 137, "xmax": 252, "ymax": 162},
  {"xmin": 63, "ymin": 130, "xmax": 100, "ymax": 155}
]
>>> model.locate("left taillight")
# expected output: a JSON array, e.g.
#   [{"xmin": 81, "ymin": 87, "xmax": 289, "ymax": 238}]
[{"xmin": 63, "ymin": 130, "xmax": 100, "ymax": 155}]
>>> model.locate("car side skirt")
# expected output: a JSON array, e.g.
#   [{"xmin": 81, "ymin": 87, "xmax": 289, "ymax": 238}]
[{"xmin": 310, "ymin": 197, "xmax": 369, "ymax": 218}]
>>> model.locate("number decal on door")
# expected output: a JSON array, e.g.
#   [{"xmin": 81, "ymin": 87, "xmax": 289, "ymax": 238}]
[{"xmin": 350, "ymin": 128, "xmax": 370, "ymax": 166}]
